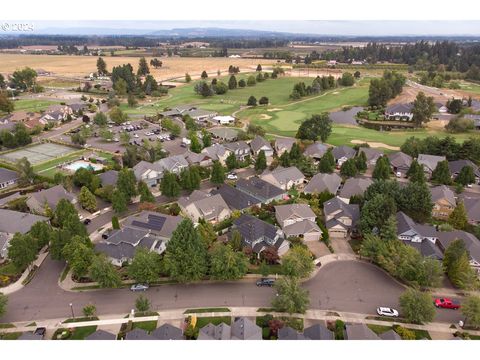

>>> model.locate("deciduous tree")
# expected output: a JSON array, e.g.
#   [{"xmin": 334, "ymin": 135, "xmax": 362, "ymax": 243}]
[
  {"xmin": 209, "ymin": 243, "xmax": 248, "ymax": 280},
  {"xmin": 128, "ymin": 247, "xmax": 161, "ymax": 284},
  {"xmin": 89, "ymin": 254, "xmax": 122, "ymax": 288},
  {"xmin": 399, "ymin": 288, "xmax": 436, "ymax": 324},
  {"xmin": 281, "ymin": 246, "xmax": 314, "ymax": 279},
  {"xmin": 272, "ymin": 277, "xmax": 310, "ymax": 314}
]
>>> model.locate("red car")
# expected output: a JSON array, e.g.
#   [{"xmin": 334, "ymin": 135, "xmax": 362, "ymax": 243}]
[{"xmin": 434, "ymin": 298, "xmax": 460, "ymax": 309}]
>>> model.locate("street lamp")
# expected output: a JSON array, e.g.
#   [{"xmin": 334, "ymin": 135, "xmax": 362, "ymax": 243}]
[{"xmin": 69, "ymin": 303, "xmax": 75, "ymax": 319}]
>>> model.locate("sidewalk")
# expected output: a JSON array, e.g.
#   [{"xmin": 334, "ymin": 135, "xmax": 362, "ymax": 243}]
[
  {"xmin": 2, "ymin": 306, "xmax": 479, "ymax": 337},
  {"xmin": 0, "ymin": 249, "xmax": 49, "ymax": 295}
]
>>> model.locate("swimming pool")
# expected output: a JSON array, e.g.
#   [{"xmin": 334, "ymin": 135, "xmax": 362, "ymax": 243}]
[{"xmin": 64, "ymin": 160, "xmax": 104, "ymax": 172}]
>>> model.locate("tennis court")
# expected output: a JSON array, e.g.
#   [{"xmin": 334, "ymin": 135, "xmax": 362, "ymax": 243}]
[{"xmin": 0, "ymin": 143, "xmax": 78, "ymax": 165}]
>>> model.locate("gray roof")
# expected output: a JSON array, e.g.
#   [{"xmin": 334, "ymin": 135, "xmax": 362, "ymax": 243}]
[
  {"xmin": 449, "ymin": 159, "xmax": 480, "ymax": 177},
  {"xmin": 278, "ymin": 326, "xmax": 306, "ymax": 340},
  {"xmin": 359, "ymin": 147, "xmax": 383, "ymax": 162},
  {"xmin": 0, "ymin": 209, "xmax": 48, "ymax": 234},
  {"xmin": 260, "ymin": 166, "xmax": 305, "ymax": 186},
  {"xmin": 98, "ymin": 170, "xmax": 118, "ymax": 187},
  {"xmin": 304, "ymin": 142, "xmax": 329, "ymax": 159},
  {"xmin": 124, "ymin": 211, "xmax": 182, "ymax": 239},
  {"xmin": 224, "ymin": 141, "xmax": 250, "ymax": 153},
  {"xmin": 388, "ymin": 152, "xmax": 412, "ymax": 170},
  {"xmin": 69, "ymin": 103, "xmax": 87, "ymax": 112},
  {"xmin": 0, "ymin": 167, "xmax": 19, "ymax": 183},
  {"xmin": 202, "ymin": 144, "xmax": 228, "ymax": 161},
  {"xmin": 386, "ymin": 103, "xmax": 414, "ymax": 114},
  {"xmin": 211, "ymin": 184, "xmax": 261, "ymax": 210},
  {"xmin": 28, "ymin": 185, "xmax": 76, "ymax": 210},
  {"xmin": 418, "ymin": 154, "xmax": 446, "ymax": 172},
  {"xmin": 463, "ymin": 196, "xmax": 480, "ymax": 223},
  {"xmin": 345, "ymin": 324, "xmax": 380, "ymax": 340},
  {"xmin": 250, "ymin": 135, "xmax": 273, "ymax": 153},
  {"xmin": 198, "ymin": 323, "xmax": 231, "ymax": 340},
  {"xmin": 303, "ymin": 323, "xmax": 334, "ymax": 340},
  {"xmin": 304, "ymin": 173, "xmax": 342, "ymax": 194},
  {"xmin": 151, "ymin": 323, "xmax": 183, "ymax": 340},
  {"xmin": 404, "ymin": 239, "xmax": 444, "ymax": 259},
  {"xmin": 396, "ymin": 211, "xmax": 438, "ymax": 239},
  {"xmin": 234, "ymin": 214, "xmax": 279, "ymax": 246},
  {"xmin": 437, "ymin": 230, "xmax": 480, "ymax": 264},
  {"xmin": 125, "ymin": 328, "xmax": 155, "ymax": 340},
  {"xmin": 339, "ymin": 178, "xmax": 373, "ymax": 199},
  {"xmin": 95, "ymin": 236, "xmax": 156, "ymax": 262},
  {"xmin": 186, "ymin": 108, "xmax": 217, "ymax": 119},
  {"xmin": 275, "ymin": 138, "xmax": 296, "ymax": 152},
  {"xmin": 104, "ymin": 227, "xmax": 151, "ymax": 246},
  {"xmin": 178, "ymin": 191, "xmax": 230, "ymax": 221},
  {"xmin": 209, "ymin": 128, "xmax": 239, "ymax": 141},
  {"xmin": 184, "ymin": 151, "xmax": 212, "ymax": 165},
  {"xmin": 231, "ymin": 317, "xmax": 263, "ymax": 340},
  {"xmin": 430, "ymin": 185, "xmax": 456, "ymax": 207},
  {"xmin": 379, "ymin": 329, "xmax": 401, "ymax": 340},
  {"xmin": 324, "ymin": 197, "xmax": 360, "ymax": 229},
  {"xmin": 236, "ymin": 177, "xmax": 285, "ymax": 202},
  {"xmin": 133, "ymin": 160, "xmax": 163, "ymax": 180},
  {"xmin": 85, "ymin": 329, "xmax": 116, "ymax": 340},
  {"xmin": 275, "ymin": 204, "xmax": 316, "ymax": 224},
  {"xmin": 332, "ymin": 145, "xmax": 356, "ymax": 160},
  {"xmin": 155, "ymin": 155, "xmax": 189, "ymax": 173}
]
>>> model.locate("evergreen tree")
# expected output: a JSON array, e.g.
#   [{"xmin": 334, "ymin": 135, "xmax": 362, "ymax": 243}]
[
  {"xmin": 111, "ymin": 216, "xmax": 120, "ymax": 229},
  {"xmin": 355, "ymin": 151, "xmax": 368, "ymax": 172},
  {"xmin": 255, "ymin": 150, "xmax": 267, "ymax": 172},
  {"xmin": 209, "ymin": 243, "xmax": 249, "ymax": 280},
  {"xmin": 96, "ymin": 57, "xmax": 107, "ymax": 75},
  {"xmin": 319, "ymin": 150, "xmax": 335, "ymax": 173},
  {"xmin": 247, "ymin": 96, "xmax": 257, "ymax": 106},
  {"xmin": 456, "ymin": 166, "xmax": 475, "ymax": 186},
  {"xmin": 210, "ymin": 161, "xmax": 225, "ymax": 184},
  {"xmin": 406, "ymin": 159, "xmax": 426, "ymax": 183},
  {"xmin": 462, "ymin": 296, "xmax": 480, "ymax": 328},
  {"xmin": 448, "ymin": 201, "xmax": 468, "ymax": 230},
  {"xmin": 128, "ymin": 247, "xmax": 161, "ymax": 284},
  {"xmin": 379, "ymin": 214, "xmax": 398, "ymax": 241},
  {"xmin": 279, "ymin": 151, "xmax": 291, "ymax": 167},
  {"xmin": 160, "ymin": 171, "xmax": 180, "ymax": 198},
  {"xmin": 137, "ymin": 57, "xmax": 150, "ymax": 76},
  {"xmin": 256, "ymin": 64, "xmax": 263, "ymax": 72},
  {"xmin": 201, "ymin": 70, "xmax": 208, "ymax": 79},
  {"xmin": 228, "ymin": 75, "xmax": 237, "ymax": 90},
  {"xmin": 340, "ymin": 158, "xmax": 358, "ymax": 177},
  {"xmin": 372, "ymin": 156, "xmax": 391, "ymax": 180},
  {"xmin": 190, "ymin": 135, "xmax": 202, "ymax": 153},
  {"xmin": 164, "ymin": 219, "xmax": 208, "ymax": 282},
  {"xmin": 225, "ymin": 152, "xmax": 238, "ymax": 170},
  {"xmin": 398, "ymin": 181, "xmax": 433, "ymax": 223},
  {"xmin": 431, "ymin": 160, "xmax": 452, "ymax": 185},
  {"xmin": 412, "ymin": 91, "xmax": 436, "ymax": 127},
  {"xmin": 116, "ymin": 168, "xmax": 137, "ymax": 200},
  {"xmin": 138, "ymin": 181, "xmax": 155, "ymax": 203},
  {"xmin": 78, "ymin": 186, "xmax": 97, "ymax": 212},
  {"xmin": 112, "ymin": 190, "xmax": 128, "ymax": 213}
]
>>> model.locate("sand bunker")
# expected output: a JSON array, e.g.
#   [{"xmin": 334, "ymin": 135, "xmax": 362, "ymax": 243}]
[
  {"xmin": 350, "ymin": 140, "xmax": 400, "ymax": 151},
  {"xmin": 260, "ymin": 114, "xmax": 272, "ymax": 120},
  {"xmin": 267, "ymin": 108, "xmax": 283, "ymax": 112}
]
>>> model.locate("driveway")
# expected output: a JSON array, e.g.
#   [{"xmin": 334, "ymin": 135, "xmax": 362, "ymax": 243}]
[{"xmin": 330, "ymin": 236, "xmax": 355, "ymax": 255}]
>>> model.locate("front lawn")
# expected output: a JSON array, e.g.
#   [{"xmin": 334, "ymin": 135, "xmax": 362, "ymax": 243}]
[
  {"xmin": 184, "ymin": 308, "xmax": 230, "ymax": 314},
  {"xmin": 194, "ymin": 316, "xmax": 232, "ymax": 330},
  {"xmin": 132, "ymin": 320, "xmax": 158, "ymax": 333},
  {"xmin": 367, "ymin": 324, "xmax": 391, "ymax": 335}
]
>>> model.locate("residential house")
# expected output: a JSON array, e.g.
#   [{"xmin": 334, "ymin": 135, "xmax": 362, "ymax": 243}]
[
  {"xmin": 232, "ymin": 214, "xmax": 289, "ymax": 256},
  {"xmin": 236, "ymin": 177, "xmax": 286, "ymax": 203},
  {"xmin": 151, "ymin": 324, "xmax": 184, "ymax": 340},
  {"xmin": 462, "ymin": 196, "xmax": 480, "ymax": 225},
  {"xmin": 124, "ymin": 328, "xmax": 155, "ymax": 340},
  {"xmin": 26, "ymin": 185, "xmax": 77, "ymax": 215},
  {"xmin": 275, "ymin": 204, "xmax": 321, "ymax": 241},
  {"xmin": 396, "ymin": 211, "xmax": 443, "ymax": 259},
  {"xmin": 0, "ymin": 111, "xmax": 37, "ymax": 124},
  {"xmin": 384, "ymin": 103, "xmax": 414, "ymax": 121},
  {"xmin": 278, "ymin": 327, "xmax": 306, "ymax": 340},
  {"xmin": 0, "ymin": 167, "xmax": 19, "ymax": 189},
  {"xmin": 435, "ymin": 102, "xmax": 449, "ymax": 114},
  {"xmin": 209, "ymin": 128, "xmax": 239, "ymax": 142},
  {"xmin": 345, "ymin": 324, "xmax": 380, "ymax": 340},
  {"xmin": 304, "ymin": 142, "xmax": 329, "ymax": 161},
  {"xmin": 303, "ymin": 323, "xmax": 334, "ymax": 340},
  {"xmin": 98, "ymin": 170, "xmax": 118, "ymax": 187},
  {"xmin": 198, "ymin": 317, "xmax": 262, "ymax": 340},
  {"xmin": 159, "ymin": 105, "xmax": 217, "ymax": 123},
  {"xmin": 430, "ymin": 185, "xmax": 456, "ymax": 220},
  {"xmin": 201, "ymin": 144, "xmax": 230, "ymax": 165},
  {"xmin": 332, "ymin": 145, "xmax": 356, "ymax": 166},
  {"xmin": 224, "ymin": 141, "xmax": 251, "ymax": 161},
  {"xmin": 211, "ymin": 115, "xmax": 235, "ymax": 125},
  {"xmin": 338, "ymin": 177, "xmax": 373, "ymax": 203},
  {"xmin": 133, "ymin": 161, "xmax": 163, "ymax": 187},
  {"xmin": 304, "ymin": 173, "xmax": 342, "ymax": 195},
  {"xmin": 85, "ymin": 330, "xmax": 117, "ymax": 340},
  {"xmin": 259, "ymin": 166, "xmax": 305, "ymax": 191},
  {"xmin": 359, "ymin": 147, "xmax": 383, "ymax": 166},
  {"xmin": 155, "ymin": 154, "xmax": 189, "ymax": 175},
  {"xmin": 210, "ymin": 184, "xmax": 261, "ymax": 211},
  {"xmin": 379, "ymin": 330, "xmax": 401, "ymax": 340},
  {"xmin": 449, "ymin": 159, "xmax": 480, "ymax": 183},
  {"xmin": 184, "ymin": 151, "xmax": 213, "ymax": 167},
  {"xmin": 437, "ymin": 230, "xmax": 480, "ymax": 272},
  {"xmin": 68, "ymin": 103, "xmax": 88, "ymax": 114},
  {"xmin": 123, "ymin": 211, "xmax": 182, "ymax": 240},
  {"xmin": 323, "ymin": 197, "xmax": 360, "ymax": 238},
  {"xmin": 417, "ymin": 154, "xmax": 446, "ymax": 177},
  {"xmin": 275, "ymin": 138, "xmax": 296, "ymax": 156},
  {"xmin": 387, "ymin": 151, "xmax": 412, "ymax": 177},
  {"xmin": 178, "ymin": 190, "xmax": 231, "ymax": 224},
  {"xmin": 250, "ymin": 136, "xmax": 274, "ymax": 158}
]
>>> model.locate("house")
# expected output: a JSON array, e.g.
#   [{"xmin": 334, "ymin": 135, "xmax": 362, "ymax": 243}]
[
  {"xmin": 155, "ymin": 154, "xmax": 189, "ymax": 174},
  {"xmin": 250, "ymin": 136, "xmax": 274, "ymax": 157},
  {"xmin": 303, "ymin": 323, "xmax": 334, "ymax": 340},
  {"xmin": 224, "ymin": 141, "xmax": 251, "ymax": 161},
  {"xmin": 430, "ymin": 185, "xmax": 456, "ymax": 220},
  {"xmin": 304, "ymin": 173, "xmax": 342, "ymax": 195},
  {"xmin": 184, "ymin": 151, "xmax": 213, "ymax": 167},
  {"xmin": 133, "ymin": 161, "xmax": 163, "ymax": 187},
  {"xmin": 323, "ymin": 197, "xmax": 360, "ymax": 238},
  {"xmin": 278, "ymin": 327, "xmax": 305, "ymax": 340},
  {"xmin": 123, "ymin": 211, "xmax": 182, "ymax": 240},
  {"xmin": 26, "ymin": 185, "xmax": 77, "ymax": 215},
  {"xmin": 303, "ymin": 142, "xmax": 329, "ymax": 161},
  {"xmin": 384, "ymin": 103, "xmax": 414, "ymax": 121},
  {"xmin": 275, "ymin": 204, "xmax": 321, "ymax": 241},
  {"xmin": 45, "ymin": 104, "xmax": 73, "ymax": 119},
  {"xmin": 201, "ymin": 144, "xmax": 230, "ymax": 165},
  {"xmin": 417, "ymin": 154, "xmax": 446, "ymax": 177},
  {"xmin": 124, "ymin": 328, "xmax": 155, "ymax": 340},
  {"xmin": 464, "ymin": 114, "xmax": 480, "ymax": 130},
  {"xmin": 151, "ymin": 323, "xmax": 184, "ymax": 340},
  {"xmin": 462, "ymin": 196, "xmax": 480, "ymax": 225},
  {"xmin": 388, "ymin": 151, "xmax": 412, "ymax": 177},
  {"xmin": 68, "ymin": 103, "xmax": 88, "ymax": 114},
  {"xmin": 359, "ymin": 147, "xmax": 383, "ymax": 166},
  {"xmin": 332, "ymin": 145, "xmax": 356, "ymax": 166},
  {"xmin": 259, "ymin": 166, "xmax": 305, "ymax": 190},
  {"xmin": 85, "ymin": 330, "xmax": 117, "ymax": 340},
  {"xmin": 345, "ymin": 324, "xmax": 380, "ymax": 340},
  {"xmin": 449, "ymin": 159, "xmax": 480, "ymax": 183},
  {"xmin": 0, "ymin": 167, "xmax": 19, "ymax": 189},
  {"xmin": 211, "ymin": 184, "xmax": 261, "ymax": 211},
  {"xmin": 198, "ymin": 317, "xmax": 262, "ymax": 340},
  {"xmin": 0, "ymin": 111, "xmax": 37, "ymax": 124},
  {"xmin": 338, "ymin": 178, "xmax": 373, "ymax": 203},
  {"xmin": 275, "ymin": 138, "xmax": 296, "ymax": 156},
  {"xmin": 95, "ymin": 226, "xmax": 164, "ymax": 266},
  {"xmin": 209, "ymin": 128, "xmax": 239, "ymax": 142},
  {"xmin": 435, "ymin": 102, "xmax": 448, "ymax": 114},
  {"xmin": 379, "ymin": 330, "xmax": 401, "ymax": 340},
  {"xmin": 159, "ymin": 105, "xmax": 217, "ymax": 122},
  {"xmin": 178, "ymin": 190, "xmax": 231, "ymax": 224},
  {"xmin": 98, "ymin": 170, "xmax": 118, "ymax": 187},
  {"xmin": 233, "ymin": 214, "xmax": 289, "ymax": 256},
  {"xmin": 437, "ymin": 230, "xmax": 480, "ymax": 272},
  {"xmin": 396, "ymin": 211, "xmax": 443, "ymax": 259},
  {"xmin": 236, "ymin": 177, "xmax": 286, "ymax": 203},
  {"xmin": 211, "ymin": 115, "xmax": 235, "ymax": 125}
]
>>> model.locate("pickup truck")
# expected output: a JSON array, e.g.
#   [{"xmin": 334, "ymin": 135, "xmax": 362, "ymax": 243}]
[{"xmin": 434, "ymin": 298, "xmax": 461, "ymax": 309}]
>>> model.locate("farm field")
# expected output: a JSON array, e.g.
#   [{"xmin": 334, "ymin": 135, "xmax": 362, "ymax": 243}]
[{"xmin": 0, "ymin": 54, "xmax": 274, "ymax": 81}]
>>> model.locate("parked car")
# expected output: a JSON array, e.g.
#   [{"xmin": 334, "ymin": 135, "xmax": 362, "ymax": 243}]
[
  {"xmin": 83, "ymin": 218, "xmax": 92, "ymax": 225},
  {"xmin": 396, "ymin": 171, "xmax": 402, "ymax": 178},
  {"xmin": 376, "ymin": 307, "xmax": 399, "ymax": 317},
  {"xmin": 256, "ymin": 278, "xmax": 275, "ymax": 287},
  {"xmin": 34, "ymin": 327, "xmax": 46, "ymax": 339},
  {"xmin": 102, "ymin": 232, "xmax": 109, "ymax": 239},
  {"xmin": 434, "ymin": 298, "xmax": 460, "ymax": 309},
  {"xmin": 227, "ymin": 172, "xmax": 238, "ymax": 180},
  {"xmin": 130, "ymin": 283, "xmax": 149, "ymax": 292}
]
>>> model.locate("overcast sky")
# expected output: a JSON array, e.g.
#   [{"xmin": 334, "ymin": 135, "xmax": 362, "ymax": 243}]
[{"xmin": 27, "ymin": 20, "xmax": 480, "ymax": 36}]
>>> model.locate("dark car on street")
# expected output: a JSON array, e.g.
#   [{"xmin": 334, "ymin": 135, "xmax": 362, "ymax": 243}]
[
  {"xmin": 256, "ymin": 278, "xmax": 275, "ymax": 287},
  {"xmin": 34, "ymin": 327, "xmax": 46, "ymax": 339}
]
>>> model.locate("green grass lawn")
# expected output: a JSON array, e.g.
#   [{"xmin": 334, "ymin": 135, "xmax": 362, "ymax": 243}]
[
  {"xmin": 184, "ymin": 308, "xmax": 230, "ymax": 314},
  {"xmin": 457, "ymin": 81, "xmax": 480, "ymax": 95},
  {"xmin": 367, "ymin": 324, "xmax": 392, "ymax": 335},
  {"xmin": 0, "ymin": 262, "xmax": 21, "ymax": 276},
  {"xmin": 194, "ymin": 316, "xmax": 232, "ymax": 330},
  {"xmin": 13, "ymin": 98, "xmax": 59, "ymax": 112},
  {"xmin": 69, "ymin": 326, "xmax": 97, "ymax": 340},
  {"xmin": 0, "ymin": 332, "xmax": 22, "ymax": 340},
  {"xmin": 33, "ymin": 149, "xmax": 86, "ymax": 177},
  {"xmin": 132, "ymin": 320, "xmax": 158, "ymax": 333}
]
